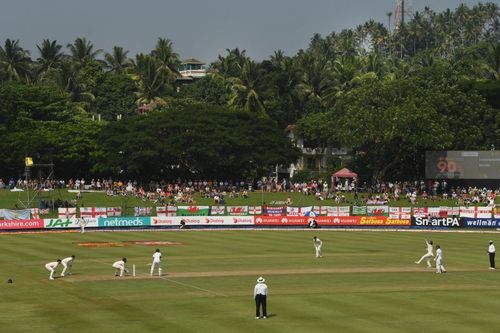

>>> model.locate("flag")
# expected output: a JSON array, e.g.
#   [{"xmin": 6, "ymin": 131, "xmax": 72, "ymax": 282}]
[
  {"xmin": 80, "ymin": 207, "xmax": 107, "ymax": 218},
  {"xmin": 460, "ymin": 206, "xmax": 492, "ymax": 218},
  {"xmin": 313, "ymin": 206, "xmax": 328, "ymax": 216},
  {"xmin": 263, "ymin": 206, "xmax": 286, "ymax": 216},
  {"xmin": 412, "ymin": 207, "xmax": 427, "ymax": 218},
  {"xmin": 321, "ymin": 206, "xmax": 350, "ymax": 216},
  {"xmin": 389, "ymin": 207, "xmax": 411, "ymax": 219},
  {"xmin": 156, "ymin": 206, "xmax": 177, "ymax": 217},
  {"xmin": 352, "ymin": 206, "xmax": 367, "ymax": 215},
  {"xmin": 248, "ymin": 206, "xmax": 262, "ymax": 215},
  {"xmin": 25, "ymin": 157, "xmax": 33, "ymax": 167},
  {"xmin": 0, "ymin": 209, "xmax": 31, "ymax": 220},
  {"xmin": 106, "ymin": 207, "xmax": 122, "ymax": 217},
  {"xmin": 177, "ymin": 206, "xmax": 210, "ymax": 216},
  {"xmin": 210, "ymin": 206, "xmax": 226, "ymax": 216},
  {"xmin": 367, "ymin": 206, "xmax": 389, "ymax": 216},
  {"xmin": 31, "ymin": 208, "xmax": 40, "ymax": 219},
  {"xmin": 58, "ymin": 207, "xmax": 77, "ymax": 218},
  {"xmin": 134, "ymin": 207, "xmax": 152, "ymax": 216},
  {"xmin": 286, "ymin": 206, "xmax": 313, "ymax": 216},
  {"xmin": 227, "ymin": 206, "xmax": 248, "ymax": 216},
  {"xmin": 428, "ymin": 207, "xmax": 459, "ymax": 217}
]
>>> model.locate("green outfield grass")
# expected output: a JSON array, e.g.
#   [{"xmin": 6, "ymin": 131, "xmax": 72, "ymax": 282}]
[
  {"xmin": 1, "ymin": 189, "xmax": 494, "ymax": 218},
  {"xmin": 0, "ymin": 229, "xmax": 499, "ymax": 333}
]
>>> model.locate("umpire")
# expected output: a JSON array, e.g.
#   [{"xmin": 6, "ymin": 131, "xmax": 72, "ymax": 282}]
[
  {"xmin": 488, "ymin": 240, "xmax": 496, "ymax": 270},
  {"xmin": 254, "ymin": 277, "xmax": 268, "ymax": 319}
]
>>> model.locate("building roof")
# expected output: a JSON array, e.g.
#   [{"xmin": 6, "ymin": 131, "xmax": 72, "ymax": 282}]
[{"xmin": 181, "ymin": 58, "xmax": 205, "ymax": 65}]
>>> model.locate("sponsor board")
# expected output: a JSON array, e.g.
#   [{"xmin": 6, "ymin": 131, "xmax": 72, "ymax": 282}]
[
  {"xmin": 254, "ymin": 216, "xmax": 410, "ymax": 226},
  {"xmin": 411, "ymin": 216, "xmax": 462, "ymax": 227},
  {"xmin": 0, "ymin": 219, "xmax": 44, "ymax": 230},
  {"xmin": 98, "ymin": 217, "xmax": 151, "ymax": 227},
  {"xmin": 321, "ymin": 216, "xmax": 360, "ymax": 225},
  {"xmin": 151, "ymin": 216, "xmax": 254, "ymax": 226},
  {"xmin": 359, "ymin": 216, "xmax": 410, "ymax": 226},
  {"xmin": 462, "ymin": 218, "xmax": 500, "ymax": 228},
  {"xmin": 80, "ymin": 218, "xmax": 98, "ymax": 227},
  {"xmin": 254, "ymin": 216, "xmax": 305, "ymax": 225},
  {"xmin": 44, "ymin": 218, "xmax": 80, "ymax": 228}
]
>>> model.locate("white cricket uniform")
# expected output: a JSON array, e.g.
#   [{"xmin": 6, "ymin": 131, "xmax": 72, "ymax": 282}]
[
  {"xmin": 150, "ymin": 252, "xmax": 162, "ymax": 276},
  {"xmin": 79, "ymin": 218, "xmax": 87, "ymax": 233},
  {"xmin": 45, "ymin": 261, "xmax": 59, "ymax": 280},
  {"xmin": 416, "ymin": 241, "xmax": 434, "ymax": 267},
  {"xmin": 313, "ymin": 238, "xmax": 323, "ymax": 258},
  {"xmin": 61, "ymin": 257, "xmax": 74, "ymax": 276},
  {"xmin": 435, "ymin": 248, "xmax": 446, "ymax": 273},
  {"xmin": 112, "ymin": 260, "xmax": 128, "ymax": 277}
]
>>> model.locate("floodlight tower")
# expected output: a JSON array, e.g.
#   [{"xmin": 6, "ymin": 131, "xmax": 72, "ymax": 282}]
[{"xmin": 394, "ymin": 0, "xmax": 414, "ymax": 28}]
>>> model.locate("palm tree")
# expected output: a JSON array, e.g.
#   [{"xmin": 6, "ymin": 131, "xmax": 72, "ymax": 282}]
[
  {"xmin": 104, "ymin": 46, "xmax": 130, "ymax": 73},
  {"xmin": 0, "ymin": 38, "xmax": 31, "ymax": 81},
  {"xmin": 228, "ymin": 59, "xmax": 265, "ymax": 114},
  {"xmin": 131, "ymin": 53, "xmax": 167, "ymax": 105},
  {"xmin": 36, "ymin": 39, "xmax": 64, "ymax": 80},
  {"xmin": 387, "ymin": 12, "xmax": 393, "ymax": 32},
  {"xmin": 67, "ymin": 37, "xmax": 102, "ymax": 67},
  {"xmin": 151, "ymin": 38, "xmax": 180, "ymax": 83},
  {"xmin": 53, "ymin": 60, "xmax": 95, "ymax": 112},
  {"xmin": 482, "ymin": 41, "xmax": 500, "ymax": 80}
]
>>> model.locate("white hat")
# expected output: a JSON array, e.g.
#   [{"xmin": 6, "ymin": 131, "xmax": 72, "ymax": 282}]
[{"xmin": 257, "ymin": 276, "xmax": 265, "ymax": 283}]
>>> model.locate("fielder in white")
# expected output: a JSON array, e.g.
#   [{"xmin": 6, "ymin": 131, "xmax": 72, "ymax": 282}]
[
  {"xmin": 150, "ymin": 249, "xmax": 162, "ymax": 276},
  {"xmin": 434, "ymin": 245, "xmax": 446, "ymax": 273},
  {"xmin": 415, "ymin": 240, "xmax": 434, "ymax": 267},
  {"xmin": 113, "ymin": 258, "xmax": 129, "ymax": 277},
  {"xmin": 61, "ymin": 255, "xmax": 75, "ymax": 277},
  {"xmin": 313, "ymin": 236, "xmax": 323, "ymax": 258},
  {"xmin": 79, "ymin": 218, "xmax": 87, "ymax": 233},
  {"xmin": 45, "ymin": 259, "xmax": 61, "ymax": 280}
]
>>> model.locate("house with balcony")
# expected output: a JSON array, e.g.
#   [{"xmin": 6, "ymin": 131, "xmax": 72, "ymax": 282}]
[
  {"xmin": 177, "ymin": 58, "xmax": 207, "ymax": 84},
  {"xmin": 281, "ymin": 125, "xmax": 351, "ymax": 178}
]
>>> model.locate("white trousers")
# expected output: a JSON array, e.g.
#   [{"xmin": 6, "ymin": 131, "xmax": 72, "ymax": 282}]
[
  {"xmin": 150, "ymin": 261, "xmax": 162, "ymax": 276},
  {"xmin": 315, "ymin": 246, "xmax": 322, "ymax": 258},
  {"xmin": 113, "ymin": 263, "xmax": 127, "ymax": 277},
  {"xmin": 436, "ymin": 259, "xmax": 446, "ymax": 273},
  {"xmin": 61, "ymin": 262, "xmax": 72, "ymax": 276},
  {"xmin": 45, "ymin": 265, "xmax": 56, "ymax": 280},
  {"xmin": 417, "ymin": 253, "xmax": 433, "ymax": 267}
]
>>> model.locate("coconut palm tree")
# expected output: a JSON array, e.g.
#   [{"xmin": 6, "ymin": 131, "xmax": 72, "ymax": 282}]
[
  {"xmin": 67, "ymin": 37, "xmax": 102, "ymax": 68},
  {"xmin": 131, "ymin": 53, "xmax": 167, "ymax": 105},
  {"xmin": 0, "ymin": 38, "xmax": 31, "ymax": 81},
  {"xmin": 151, "ymin": 38, "xmax": 180, "ymax": 84},
  {"xmin": 36, "ymin": 39, "xmax": 64, "ymax": 80},
  {"xmin": 104, "ymin": 46, "xmax": 130, "ymax": 74},
  {"xmin": 228, "ymin": 59, "xmax": 265, "ymax": 114}
]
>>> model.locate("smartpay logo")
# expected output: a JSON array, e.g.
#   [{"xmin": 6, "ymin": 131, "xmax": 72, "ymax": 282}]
[{"xmin": 412, "ymin": 217, "xmax": 461, "ymax": 227}]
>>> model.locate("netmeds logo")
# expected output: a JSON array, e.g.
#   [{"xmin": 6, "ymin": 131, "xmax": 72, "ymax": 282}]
[{"xmin": 98, "ymin": 217, "xmax": 151, "ymax": 227}]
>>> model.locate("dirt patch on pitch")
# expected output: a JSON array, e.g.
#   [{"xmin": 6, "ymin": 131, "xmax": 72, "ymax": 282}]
[
  {"xmin": 75, "ymin": 240, "xmax": 187, "ymax": 247},
  {"xmin": 75, "ymin": 242, "xmax": 125, "ymax": 247},
  {"xmin": 122, "ymin": 241, "xmax": 187, "ymax": 246}
]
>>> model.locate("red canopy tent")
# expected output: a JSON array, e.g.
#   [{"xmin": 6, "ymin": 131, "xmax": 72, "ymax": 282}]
[{"xmin": 331, "ymin": 168, "xmax": 358, "ymax": 190}]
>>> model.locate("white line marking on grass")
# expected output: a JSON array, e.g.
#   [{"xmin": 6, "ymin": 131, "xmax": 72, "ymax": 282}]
[{"xmin": 158, "ymin": 275, "xmax": 227, "ymax": 297}]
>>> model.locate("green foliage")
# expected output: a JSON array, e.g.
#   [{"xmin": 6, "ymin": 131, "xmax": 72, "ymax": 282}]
[
  {"xmin": 93, "ymin": 105, "xmax": 298, "ymax": 179},
  {"xmin": 0, "ymin": 3, "xmax": 499, "ymax": 180},
  {"xmin": 94, "ymin": 73, "xmax": 137, "ymax": 120},
  {"xmin": 181, "ymin": 75, "xmax": 229, "ymax": 106}
]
